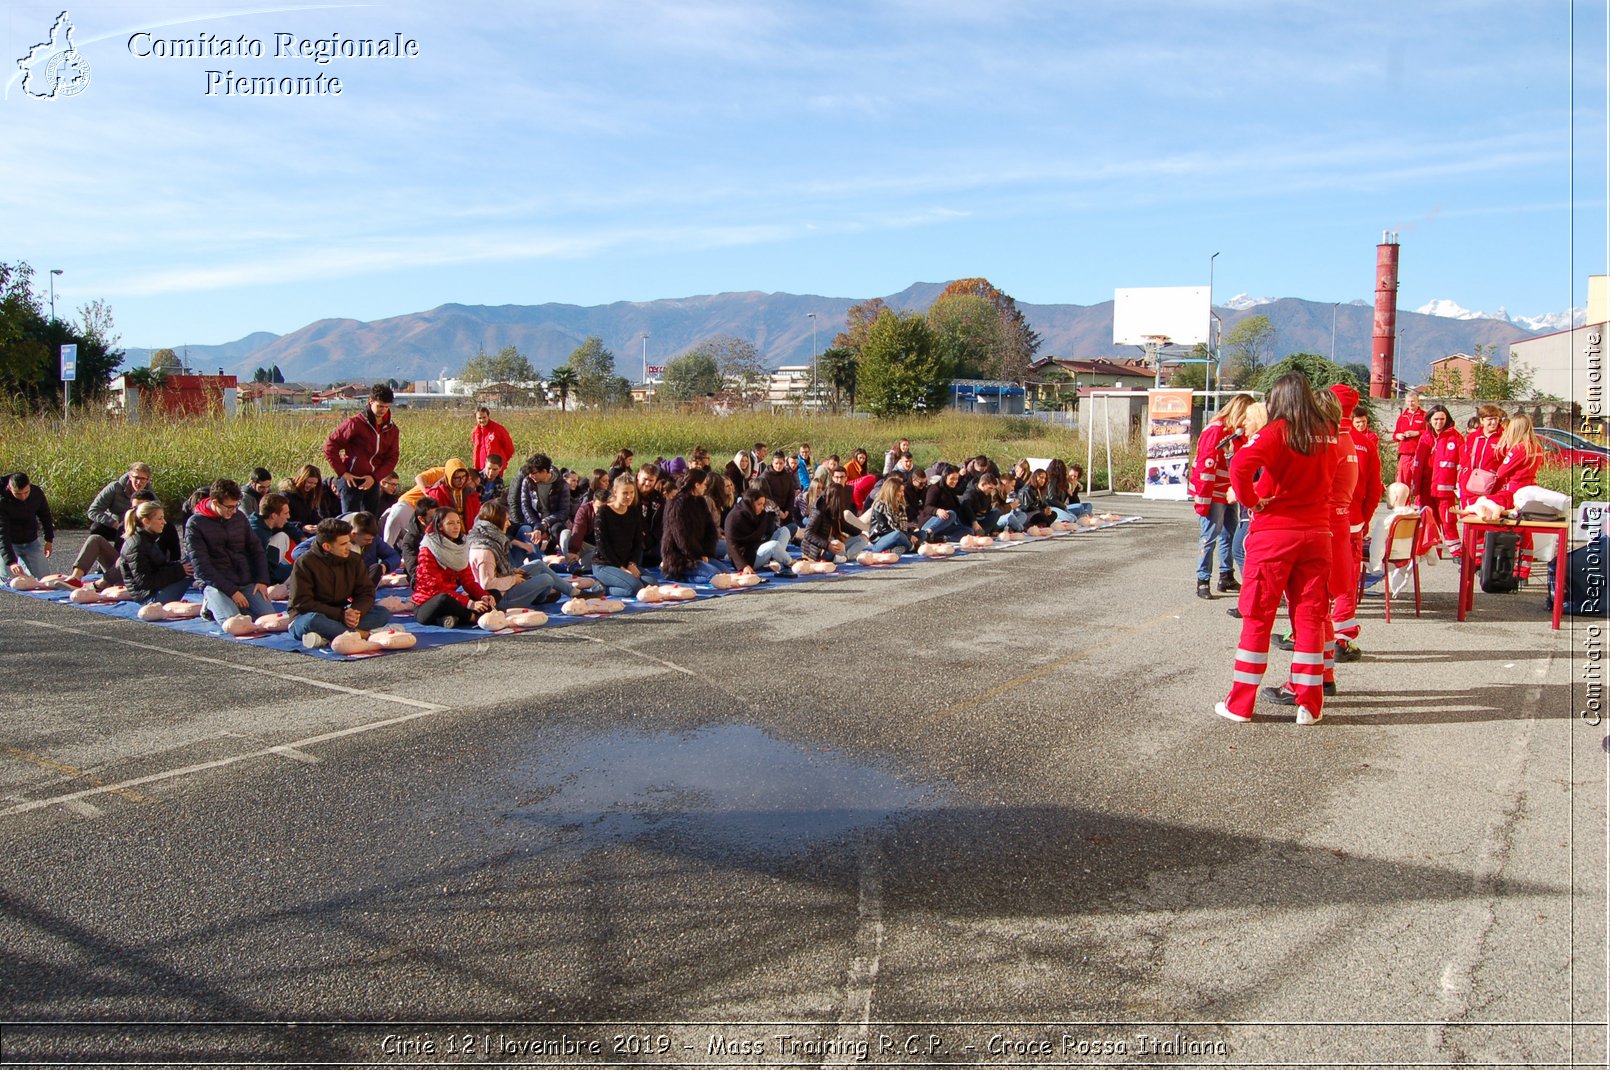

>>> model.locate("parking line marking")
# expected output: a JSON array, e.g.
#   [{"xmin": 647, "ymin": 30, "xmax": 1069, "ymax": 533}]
[
  {"xmin": 0, "ymin": 744, "xmax": 151, "ymax": 803},
  {"xmin": 269, "ymin": 746, "xmax": 321, "ymax": 765},
  {"xmin": 26, "ymin": 620, "xmax": 447, "ymax": 712},
  {"xmin": 61, "ymin": 799, "xmax": 101, "ymax": 818}
]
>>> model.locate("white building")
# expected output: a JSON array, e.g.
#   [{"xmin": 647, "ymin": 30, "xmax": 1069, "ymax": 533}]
[{"xmin": 1507, "ymin": 275, "xmax": 1607, "ymax": 429}]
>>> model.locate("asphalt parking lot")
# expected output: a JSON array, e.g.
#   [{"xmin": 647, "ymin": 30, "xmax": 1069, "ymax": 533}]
[{"xmin": 0, "ymin": 498, "xmax": 1603, "ymax": 1066}]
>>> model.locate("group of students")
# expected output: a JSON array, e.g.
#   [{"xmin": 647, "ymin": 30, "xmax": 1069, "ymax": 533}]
[
  {"xmin": 1189, "ymin": 375, "xmax": 1550, "ymax": 726},
  {"xmin": 1, "ymin": 389, "xmax": 1102, "ymax": 648}
]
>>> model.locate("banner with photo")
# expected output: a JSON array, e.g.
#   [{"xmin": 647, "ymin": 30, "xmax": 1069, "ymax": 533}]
[{"xmin": 1143, "ymin": 389, "xmax": 1193, "ymax": 500}]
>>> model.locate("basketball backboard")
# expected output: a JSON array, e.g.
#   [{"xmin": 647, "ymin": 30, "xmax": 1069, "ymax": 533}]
[{"xmin": 1113, "ymin": 286, "xmax": 1210, "ymax": 347}]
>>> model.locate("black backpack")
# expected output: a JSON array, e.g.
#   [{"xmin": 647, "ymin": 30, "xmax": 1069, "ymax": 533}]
[
  {"xmin": 1548, "ymin": 536, "xmax": 1607, "ymax": 615},
  {"xmin": 1480, "ymin": 531, "xmax": 1521, "ymax": 593}
]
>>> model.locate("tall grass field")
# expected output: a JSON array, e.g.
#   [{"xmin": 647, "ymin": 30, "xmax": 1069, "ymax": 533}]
[{"xmin": 0, "ymin": 410, "xmax": 1150, "ymax": 526}]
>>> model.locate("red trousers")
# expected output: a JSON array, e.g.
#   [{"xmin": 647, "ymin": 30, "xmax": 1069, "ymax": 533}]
[
  {"xmin": 1329, "ymin": 522, "xmax": 1362, "ymax": 643},
  {"xmin": 1226, "ymin": 526, "xmax": 1332, "ymax": 719},
  {"xmin": 1395, "ymin": 455, "xmax": 1416, "ymax": 486},
  {"xmin": 1431, "ymin": 497, "xmax": 1459, "ymax": 549}
]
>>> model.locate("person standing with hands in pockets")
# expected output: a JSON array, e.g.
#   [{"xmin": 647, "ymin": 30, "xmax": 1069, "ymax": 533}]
[{"xmin": 323, "ymin": 384, "xmax": 399, "ymax": 515}]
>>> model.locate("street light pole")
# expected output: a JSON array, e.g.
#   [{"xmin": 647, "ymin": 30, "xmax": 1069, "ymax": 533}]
[
  {"xmin": 49, "ymin": 268, "xmax": 62, "ymax": 322},
  {"xmin": 807, "ymin": 312, "xmax": 818, "ymax": 405},
  {"xmin": 1331, "ymin": 302, "xmax": 1339, "ymax": 362},
  {"xmin": 1207, "ymin": 252, "xmax": 1219, "ymax": 408}
]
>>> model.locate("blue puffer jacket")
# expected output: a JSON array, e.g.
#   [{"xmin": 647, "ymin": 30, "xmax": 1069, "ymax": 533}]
[{"xmin": 186, "ymin": 499, "xmax": 268, "ymax": 596}]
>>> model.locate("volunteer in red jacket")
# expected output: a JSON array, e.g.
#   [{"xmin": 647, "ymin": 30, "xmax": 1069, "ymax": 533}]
[
  {"xmin": 1413, "ymin": 405, "xmax": 1463, "ymax": 551},
  {"xmin": 1216, "ymin": 372, "xmax": 1335, "ymax": 726},
  {"xmin": 322, "ymin": 383, "xmax": 399, "ymax": 516},
  {"xmin": 471, "ymin": 406, "xmax": 515, "ymax": 473},
  {"xmin": 1459, "ymin": 405, "xmax": 1506, "ymax": 511},
  {"xmin": 1348, "ymin": 404, "xmax": 1384, "ymax": 539},
  {"xmin": 1324, "ymin": 386, "xmax": 1365, "ymax": 659},
  {"xmin": 1479, "ymin": 414, "xmax": 1545, "ymax": 578},
  {"xmin": 1391, "ymin": 390, "xmax": 1427, "ymax": 485},
  {"xmin": 1188, "ymin": 395, "xmax": 1254, "ymax": 599}
]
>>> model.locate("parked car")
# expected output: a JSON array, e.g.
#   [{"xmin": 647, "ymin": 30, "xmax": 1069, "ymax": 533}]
[{"xmin": 1536, "ymin": 427, "xmax": 1607, "ymax": 469}]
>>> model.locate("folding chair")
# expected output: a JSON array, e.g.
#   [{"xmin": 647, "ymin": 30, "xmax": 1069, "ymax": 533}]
[{"xmin": 1380, "ymin": 507, "xmax": 1429, "ymax": 622}]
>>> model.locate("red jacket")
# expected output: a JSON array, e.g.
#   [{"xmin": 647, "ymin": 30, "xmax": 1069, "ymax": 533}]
[
  {"xmin": 1460, "ymin": 428, "xmax": 1503, "ymax": 502},
  {"xmin": 423, "ymin": 459, "xmax": 481, "ymax": 528},
  {"xmin": 1189, "ymin": 421, "xmax": 1238, "ymax": 514},
  {"xmin": 323, "ymin": 410, "xmax": 399, "ymax": 481},
  {"xmin": 1350, "ymin": 429, "xmax": 1383, "ymax": 531},
  {"xmin": 471, "ymin": 420, "xmax": 515, "ymax": 471},
  {"xmin": 1230, "ymin": 418, "xmax": 1335, "ymax": 532},
  {"xmin": 411, "ymin": 543, "xmax": 489, "ymax": 608},
  {"xmin": 1415, "ymin": 427, "xmax": 1463, "ymax": 502},
  {"xmin": 1392, "ymin": 407, "xmax": 1428, "ymax": 458},
  {"xmin": 1485, "ymin": 445, "xmax": 1542, "ymax": 509}
]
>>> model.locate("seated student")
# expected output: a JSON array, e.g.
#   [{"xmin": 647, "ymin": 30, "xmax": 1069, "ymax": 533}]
[
  {"xmin": 802, "ymin": 483, "xmax": 862, "ymax": 563},
  {"xmin": 420, "ymin": 458, "xmax": 482, "ymax": 526},
  {"xmin": 958, "ymin": 472, "xmax": 1000, "ymax": 534},
  {"xmin": 117, "ymin": 501, "xmax": 195, "ymax": 605},
  {"xmin": 411, "ymin": 505, "xmax": 494, "ymax": 627},
  {"xmin": 724, "ymin": 451, "xmax": 753, "ymax": 495},
  {"xmin": 241, "ymin": 467, "xmax": 274, "ymax": 516},
  {"xmin": 1, "ymin": 472, "xmax": 55, "ymax": 580},
  {"xmin": 563, "ymin": 481, "xmax": 606, "ymax": 566},
  {"xmin": 397, "ymin": 498, "xmax": 441, "ymax": 585},
  {"xmin": 606, "ymin": 448, "xmax": 636, "ymax": 486},
  {"xmin": 247, "ymin": 492, "xmax": 295, "ymax": 584},
  {"xmin": 376, "ymin": 472, "xmax": 401, "ymax": 516},
  {"xmin": 186, "ymin": 478, "xmax": 275, "ymax": 624},
  {"xmin": 1044, "ymin": 458, "xmax": 1082, "ymax": 522},
  {"xmin": 287, "ymin": 517, "xmax": 391, "ymax": 649},
  {"xmin": 283, "ymin": 464, "xmax": 339, "ymax": 536},
  {"xmin": 724, "ymin": 478, "xmax": 796, "ymax": 577},
  {"xmin": 688, "ymin": 446, "xmax": 712, "ymax": 472},
  {"xmin": 883, "ymin": 438, "xmax": 912, "ymax": 475},
  {"xmin": 660, "ymin": 469, "xmax": 730, "ymax": 583},
  {"xmin": 844, "ymin": 447, "xmax": 871, "ymax": 482},
  {"xmin": 637, "ymin": 462, "xmax": 665, "ymax": 569},
  {"xmin": 477, "ymin": 452, "xmax": 508, "ymax": 508},
  {"xmin": 63, "ymin": 461, "xmax": 154, "ymax": 588},
  {"xmin": 130, "ymin": 487, "xmax": 182, "ymax": 561},
  {"xmin": 592, "ymin": 474, "xmax": 648, "ymax": 598},
  {"xmin": 761, "ymin": 452, "xmax": 798, "ymax": 529},
  {"xmin": 510, "ymin": 452, "xmax": 571, "ymax": 562},
  {"xmin": 1065, "ymin": 462, "xmax": 1093, "ymax": 518},
  {"xmin": 467, "ymin": 499, "xmax": 583, "ymax": 608},
  {"xmin": 1016, "ymin": 467, "xmax": 1058, "ymax": 529},
  {"xmin": 288, "ymin": 510, "xmax": 401, "ymax": 584},
  {"xmin": 379, "ymin": 493, "xmax": 414, "ymax": 555},
  {"xmin": 918, "ymin": 465, "xmax": 970, "ymax": 540},
  {"xmin": 991, "ymin": 472, "xmax": 1027, "ymax": 533},
  {"xmin": 865, "ymin": 474, "xmax": 914, "ymax": 553},
  {"xmin": 903, "ymin": 467, "xmax": 930, "ymax": 529}
]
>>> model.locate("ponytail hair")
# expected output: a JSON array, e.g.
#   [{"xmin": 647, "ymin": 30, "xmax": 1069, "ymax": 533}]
[{"xmin": 125, "ymin": 500, "xmax": 163, "ymax": 539}]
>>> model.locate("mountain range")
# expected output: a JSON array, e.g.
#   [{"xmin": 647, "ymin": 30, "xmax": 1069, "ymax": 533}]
[{"xmin": 124, "ymin": 282, "xmax": 1549, "ymax": 388}]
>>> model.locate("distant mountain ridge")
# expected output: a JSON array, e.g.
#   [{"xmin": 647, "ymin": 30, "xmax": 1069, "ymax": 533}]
[{"xmin": 124, "ymin": 283, "xmax": 1543, "ymax": 388}]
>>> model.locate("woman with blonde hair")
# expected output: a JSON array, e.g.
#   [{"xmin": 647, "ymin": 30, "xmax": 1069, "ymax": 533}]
[
  {"xmin": 865, "ymin": 474, "xmax": 914, "ymax": 553},
  {"xmin": 1189, "ymin": 393, "xmax": 1256, "ymax": 598},
  {"xmin": 1470, "ymin": 413, "xmax": 1546, "ymax": 577},
  {"xmin": 117, "ymin": 501, "xmax": 194, "ymax": 605}
]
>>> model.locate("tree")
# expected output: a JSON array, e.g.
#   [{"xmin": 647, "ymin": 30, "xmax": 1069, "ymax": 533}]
[
  {"xmin": 1425, "ymin": 363, "xmax": 1464, "ymax": 398},
  {"xmin": 271, "ymin": 365, "xmax": 285, "ymax": 384},
  {"xmin": 1167, "ymin": 343, "xmax": 1211, "ymax": 390},
  {"xmin": 149, "ymin": 347, "xmax": 182, "ymax": 373},
  {"xmin": 832, "ymin": 298, "xmax": 887, "ymax": 356},
  {"xmin": 1341, "ymin": 362, "xmax": 1373, "ymax": 392},
  {"xmin": 659, "ymin": 350, "xmax": 723, "ymax": 403},
  {"xmin": 547, "ymin": 365, "xmax": 578, "ymax": 411},
  {"xmin": 0, "ymin": 261, "xmax": 122, "ymax": 412},
  {"xmin": 1222, "ymin": 314, "xmax": 1275, "ymax": 387},
  {"xmin": 926, "ymin": 293, "xmax": 1000, "ymax": 379},
  {"xmin": 857, "ymin": 310, "xmax": 952, "ymax": 417},
  {"xmin": 932, "ymin": 277, "xmax": 1039, "ymax": 381},
  {"xmin": 566, "ymin": 337, "xmax": 620, "ymax": 408},
  {"xmin": 817, "ymin": 345, "xmax": 858, "ymax": 412},
  {"xmin": 1253, "ymin": 352, "xmax": 1361, "ymax": 395},
  {"xmin": 1039, "ymin": 367, "xmax": 1079, "ymax": 414},
  {"xmin": 461, "ymin": 345, "xmax": 536, "ymax": 385},
  {"xmin": 253, "ymin": 367, "xmax": 270, "ymax": 384},
  {"xmin": 687, "ymin": 335, "xmax": 767, "ymax": 408}
]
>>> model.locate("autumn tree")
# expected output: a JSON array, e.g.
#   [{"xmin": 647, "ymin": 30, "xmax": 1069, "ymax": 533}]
[
  {"xmin": 926, "ymin": 293, "xmax": 1000, "ymax": 380},
  {"xmin": 858, "ymin": 310, "xmax": 952, "ymax": 417},
  {"xmin": 149, "ymin": 347, "xmax": 182, "ymax": 373},
  {"xmin": 832, "ymin": 298, "xmax": 887, "ymax": 357},
  {"xmin": 687, "ymin": 335, "xmax": 768, "ymax": 407},
  {"xmin": 932, "ymin": 277, "xmax": 1039, "ymax": 381}
]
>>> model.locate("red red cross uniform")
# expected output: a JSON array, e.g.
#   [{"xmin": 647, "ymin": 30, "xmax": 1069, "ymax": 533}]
[
  {"xmin": 1392, "ymin": 407, "xmax": 1427, "ymax": 486},
  {"xmin": 1220, "ymin": 419, "xmax": 1335, "ymax": 722},
  {"xmin": 1417, "ymin": 426, "xmax": 1464, "ymax": 550}
]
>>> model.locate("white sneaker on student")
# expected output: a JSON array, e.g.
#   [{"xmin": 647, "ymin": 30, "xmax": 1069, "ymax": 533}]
[
  {"xmin": 1296, "ymin": 706, "xmax": 1322, "ymax": 726},
  {"xmin": 302, "ymin": 632, "xmax": 329, "ymax": 650}
]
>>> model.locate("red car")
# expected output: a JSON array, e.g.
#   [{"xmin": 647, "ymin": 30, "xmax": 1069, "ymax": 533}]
[{"xmin": 1537, "ymin": 427, "xmax": 1607, "ymax": 469}]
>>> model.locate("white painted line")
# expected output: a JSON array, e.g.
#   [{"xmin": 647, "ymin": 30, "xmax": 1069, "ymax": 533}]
[
  {"xmin": 61, "ymin": 798, "xmax": 100, "ymax": 818},
  {"xmin": 269, "ymin": 746, "xmax": 322, "ymax": 765},
  {"xmin": 572, "ymin": 632, "xmax": 698, "ymax": 677},
  {"xmin": 25, "ymin": 620, "xmax": 448, "ymax": 712},
  {"xmin": 0, "ymin": 702, "xmax": 453, "ymax": 819},
  {"xmin": 831, "ymin": 828, "xmax": 884, "ymax": 1062}
]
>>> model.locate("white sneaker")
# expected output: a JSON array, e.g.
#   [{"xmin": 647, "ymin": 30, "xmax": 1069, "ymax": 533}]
[
  {"xmin": 1296, "ymin": 706, "xmax": 1322, "ymax": 726},
  {"xmin": 1215, "ymin": 701, "xmax": 1252, "ymax": 723},
  {"xmin": 301, "ymin": 632, "xmax": 329, "ymax": 650}
]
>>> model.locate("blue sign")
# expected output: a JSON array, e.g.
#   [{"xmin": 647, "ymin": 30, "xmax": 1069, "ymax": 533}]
[{"xmin": 60, "ymin": 343, "xmax": 77, "ymax": 382}]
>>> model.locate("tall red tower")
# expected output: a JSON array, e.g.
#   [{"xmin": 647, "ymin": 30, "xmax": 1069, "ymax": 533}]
[{"xmin": 1370, "ymin": 232, "xmax": 1400, "ymax": 398}]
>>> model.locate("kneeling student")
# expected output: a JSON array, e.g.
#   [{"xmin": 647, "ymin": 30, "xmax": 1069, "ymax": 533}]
[{"xmin": 287, "ymin": 517, "xmax": 392, "ymax": 649}]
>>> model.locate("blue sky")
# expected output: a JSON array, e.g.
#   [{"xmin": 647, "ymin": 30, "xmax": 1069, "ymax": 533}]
[{"xmin": 3, "ymin": 0, "xmax": 1605, "ymax": 348}]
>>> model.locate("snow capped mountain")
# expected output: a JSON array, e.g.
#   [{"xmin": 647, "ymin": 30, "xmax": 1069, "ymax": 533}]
[
  {"xmin": 1224, "ymin": 293, "xmax": 1274, "ymax": 310},
  {"xmin": 1416, "ymin": 299, "xmax": 1584, "ymax": 333}
]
